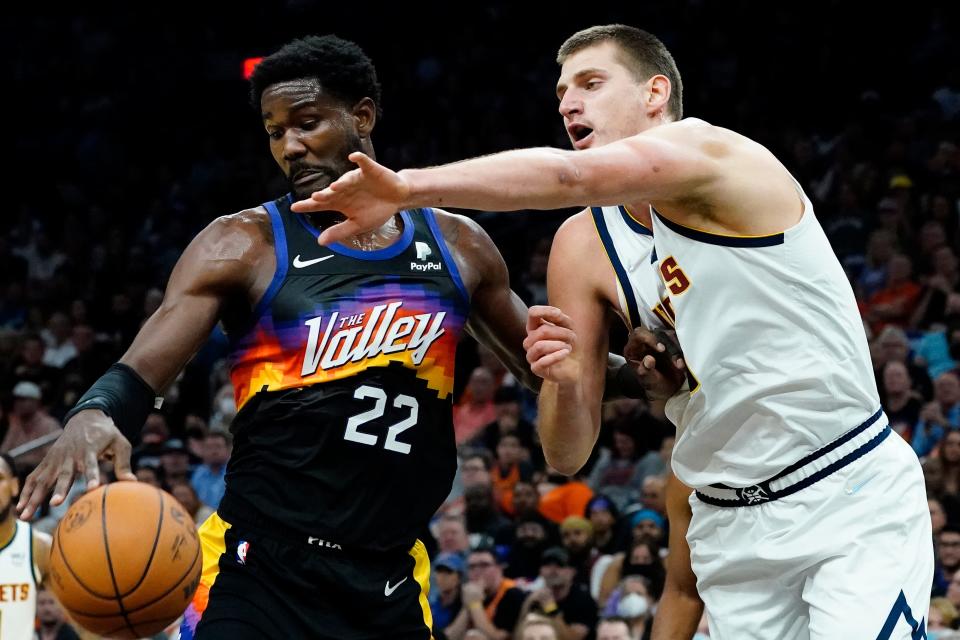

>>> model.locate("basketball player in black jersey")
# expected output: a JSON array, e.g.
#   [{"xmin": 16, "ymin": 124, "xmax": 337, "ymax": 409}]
[{"xmin": 16, "ymin": 36, "xmax": 674, "ymax": 639}]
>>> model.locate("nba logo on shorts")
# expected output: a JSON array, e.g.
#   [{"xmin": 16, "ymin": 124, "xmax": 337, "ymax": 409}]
[
  {"xmin": 237, "ymin": 540, "xmax": 250, "ymax": 565},
  {"xmin": 415, "ymin": 241, "xmax": 432, "ymax": 261}
]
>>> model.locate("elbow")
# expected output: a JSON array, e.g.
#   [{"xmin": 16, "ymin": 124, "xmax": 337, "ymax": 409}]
[
  {"xmin": 553, "ymin": 153, "xmax": 590, "ymax": 202},
  {"xmin": 544, "ymin": 449, "xmax": 589, "ymax": 476}
]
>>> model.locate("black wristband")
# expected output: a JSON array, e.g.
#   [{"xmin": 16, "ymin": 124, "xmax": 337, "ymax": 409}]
[{"xmin": 62, "ymin": 363, "xmax": 158, "ymax": 444}]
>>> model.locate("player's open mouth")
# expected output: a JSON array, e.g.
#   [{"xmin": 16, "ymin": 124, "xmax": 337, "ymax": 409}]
[{"xmin": 569, "ymin": 124, "xmax": 594, "ymax": 149}]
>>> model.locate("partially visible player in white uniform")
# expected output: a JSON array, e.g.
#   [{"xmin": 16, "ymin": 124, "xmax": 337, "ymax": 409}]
[
  {"xmin": 292, "ymin": 24, "xmax": 933, "ymax": 640},
  {"xmin": 0, "ymin": 453, "xmax": 51, "ymax": 639}
]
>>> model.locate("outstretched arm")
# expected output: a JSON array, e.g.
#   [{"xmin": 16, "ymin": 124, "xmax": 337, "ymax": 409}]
[{"xmin": 291, "ymin": 124, "xmax": 718, "ymax": 245}]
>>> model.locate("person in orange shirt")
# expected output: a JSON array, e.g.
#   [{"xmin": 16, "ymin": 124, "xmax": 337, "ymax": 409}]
[
  {"xmin": 538, "ymin": 469, "xmax": 594, "ymax": 525},
  {"xmin": 446, "ymin": 543, "xmax": 526, "ymax": 640},
  {"xmin": 491, "ymin": 433, "xmax": 534, "ymax": 514},
  {"xmin": 866, "ymin": 254, "xmax": 922, "ymax": 333}
]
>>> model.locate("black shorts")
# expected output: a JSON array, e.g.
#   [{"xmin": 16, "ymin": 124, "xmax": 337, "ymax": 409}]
[{"xmin": 180, "ymin": 513, "xmax": 433, "ymax": 640}]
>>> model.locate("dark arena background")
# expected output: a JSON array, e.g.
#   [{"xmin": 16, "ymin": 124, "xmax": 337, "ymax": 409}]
[{"xmin": 2, "ymin": 2, "xmax": 959, "ymax": 638}]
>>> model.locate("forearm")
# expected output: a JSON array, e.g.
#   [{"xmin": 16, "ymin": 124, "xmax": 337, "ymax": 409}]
[
  {"xmin": 650, "ymin": 589, "xmax": 704, "ymax": 640},
  {"xmin": 467, "ymin": 605, "xmax": 507, "ymax": 640},
  {"xmin": 444, "ymin": 608, "xmax": 470, "ymax": 640},
  {"xmin": 552, "ymin": 618, "xmax": 588, "ymax": 640},
  {"xmin": 538, "ymin": 379, "xmax": 600, "ymax": 475},
  {"xmin": 401, "ymin": 148, "xmax": 593, "ymax": 212}
]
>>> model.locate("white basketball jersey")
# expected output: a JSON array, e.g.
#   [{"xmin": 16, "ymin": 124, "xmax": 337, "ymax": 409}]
[
  {"xmin": 650, "ymin": 186, "xmax": 881, "ymax": 487},
  {"xmin": 589, "ymin": 206, "xmax": 670, "ymax": 331},
  {"xmin": 0, "ymin": 520, "xmax": 40, "ymax": 639}
]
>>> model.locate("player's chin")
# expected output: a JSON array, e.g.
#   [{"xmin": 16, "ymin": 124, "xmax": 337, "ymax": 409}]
[{"xmin": 290, "ymin": 175, "xmax": 333, "ymax": 200}]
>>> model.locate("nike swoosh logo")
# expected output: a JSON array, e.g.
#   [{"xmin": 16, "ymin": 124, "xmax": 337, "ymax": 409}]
[
  {"xmin": 384, "ymin": 577, "xmax": 408, "ymax": 596},
  {"xmin": 293, "ymin": 254, "xmax": 334, "ymax": 268}
]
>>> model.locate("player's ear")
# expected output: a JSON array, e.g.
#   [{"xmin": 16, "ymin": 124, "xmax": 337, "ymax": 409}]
[
  {"xmin": 645, "ymin": 74, "xmax": 671, "ymax": 118},
  {"xmin": 353, "ymin": 97, "xmax": 377, "ymax": 138}
]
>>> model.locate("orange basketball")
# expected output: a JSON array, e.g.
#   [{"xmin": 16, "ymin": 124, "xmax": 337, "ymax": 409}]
[{"xmin": 48, "ymin": 481, "xmax": 202, "ymax": 639}]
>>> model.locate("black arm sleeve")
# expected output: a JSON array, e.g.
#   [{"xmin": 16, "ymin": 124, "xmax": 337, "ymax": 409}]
[{"xmin": 61, "ymin": 363, "xmax": 158, "ymax": 444}]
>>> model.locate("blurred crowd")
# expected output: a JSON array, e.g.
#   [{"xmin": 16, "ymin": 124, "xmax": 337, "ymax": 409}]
[{"xmin": 3, "ymin": 3, "xmax": 960, "ymax": 639}]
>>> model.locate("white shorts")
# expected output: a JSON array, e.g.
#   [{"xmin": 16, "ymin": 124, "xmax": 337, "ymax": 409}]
[{"xmin": 687, "ymin": 426, "xmax": 932, "ymax": 640}]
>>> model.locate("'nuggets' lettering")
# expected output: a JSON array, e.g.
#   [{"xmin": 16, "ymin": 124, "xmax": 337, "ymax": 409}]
[
  {"xmin": 0, "ymin": 584, "xmax": 29, "ymax": 602},
  {"xmin": 652, "ymin": 295, "xmax": 676, "ymax": 327},
  {"xmin": 659, "ymin": 256, "xmax": 691, "ymax": 295}
]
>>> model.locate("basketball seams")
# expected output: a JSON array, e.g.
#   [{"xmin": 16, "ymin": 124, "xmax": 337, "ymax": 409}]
[
  {"xmin": 52, "ymin": 517, "xmax": 118, "ymax": 600},
  {"xmin": 51, "ymin": 483, "xmax": 203, "ymax": 637},
  {"xmin": 117, "ymin": 488, "xmax": 165, "ymax": 598},
  {"xmin": 57, "ymin": 537, "xmax": 202, "ymax": 618},
  {"xmin": 101, "ymin": 484, "xmax": 137, "ymax": 638}
]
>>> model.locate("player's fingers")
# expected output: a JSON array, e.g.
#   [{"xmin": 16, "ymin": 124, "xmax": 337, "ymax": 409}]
[
  {"xmin": 16, "ymin": 464, "xmax": 50, "ymax": 518},
  {"xmin": 50, "ymin": 458, "xmax": 76, "ymax": 506},
  {"xmin": 531, "ymin": 349, "xmax": 571, "ymax": 377},
  {"xmin": 351, "ymin": 152, "xmax": 380, "ymax": 173},
  {"xmin": 112, "ymin": 437, "xmax": 136, "ymax": 482},
  {"xmin": 318, "ymin": 220, "xmax": 362, "ymax": 246},
  {"xmin": 328, "ymin": 168, "xmax": 362, "ymax": 191},
  {"xmin": 528, "ymin": 305, "xmax": 572, "ymax": 328},
  {"xmin": 526, "ymin": 340, "xmax": 573, "ymax": 364},
  {"xmin": 524, "ymin": 324, "xmax": 576, "ymax": 349},
  {"xmin": 290, "ymin": 194, "xmax": 324, "ymax": 213},
  {"xmin": 625, "ymin": 328, "xmax": 665, "ymax": 356},
  {"xmin": 82, "ymin": 448, "xmax": 100, "ymax": 491}
]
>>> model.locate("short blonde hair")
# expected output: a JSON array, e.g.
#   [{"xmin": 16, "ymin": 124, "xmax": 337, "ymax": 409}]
[{"xmin": 517, "ymin": 613, "xmax": 559, "ymax": 640}]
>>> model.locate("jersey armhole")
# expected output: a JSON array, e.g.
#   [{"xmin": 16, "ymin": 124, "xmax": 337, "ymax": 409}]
[
  {"xmin": 591, "ymin": 207, "xmax": 640, "ymax": 328},
  {"xmin": 250, "ymin": 201, "xmax": 289, "ymax": 319},
  {"xmin": 422, "ymin": 208, "xmax": 470, "ymax": 307}
]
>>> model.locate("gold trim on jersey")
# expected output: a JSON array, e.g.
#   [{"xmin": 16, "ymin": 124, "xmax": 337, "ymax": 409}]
[{"xmin": 409, "ymin": 538, "xmax": 434, "ymax": 639}]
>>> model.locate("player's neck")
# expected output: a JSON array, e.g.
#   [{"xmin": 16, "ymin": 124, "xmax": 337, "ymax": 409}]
[
  {"xmin": 623, "ymin": 203, "xmax": 654, "ymax": 230},
  {"xmin": 0, "ymin": 515, "xmax": 16, "ymax": 549}
]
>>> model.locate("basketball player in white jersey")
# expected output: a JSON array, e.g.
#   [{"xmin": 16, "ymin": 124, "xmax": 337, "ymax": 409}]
[
  {"xmin": 0, "ymin": 453, "xmax": 51, "ymax": 639},
  {"xmin": 292, "ymin": 23, "xmax": 933, "ymax": 640}
]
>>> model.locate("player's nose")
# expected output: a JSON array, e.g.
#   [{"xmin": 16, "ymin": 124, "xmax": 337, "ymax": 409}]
[
  {"xmin": 282, "ymin": 131, "xmax": 308, "ymax": 160},
  {"xmin": 559, "ymin": 92, "xmax": 582, "ymax": 118}
]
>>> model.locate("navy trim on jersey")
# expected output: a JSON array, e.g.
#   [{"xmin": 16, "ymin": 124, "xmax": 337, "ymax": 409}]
[
  {"xmin": 591, "ymin": 207, "xmax": 640, "ymax": 328},
  {"xmin": 422, "ymin": 208, "xmax": 469, "ymax": 306},
  {"xmin": 294, "ymin": 207, "xmax": 416, "ymax": 261},
  {"xmin": 28, "ymin": 523, "xmax": 37, "ymax": 586},
  {"xmin": 617, "ymin": 206, "xmax": 653, "ymax": 236},
  {"xmin": 253, "ymin": 201, "xmax": 289, "ymax": 319},
  {"xmin": 877, "ymin": 590, "xmax": 927, "ymax": 639},
  {"xmin": 653, "ymin": 209, "xmax": 784, "ymax": 248}
]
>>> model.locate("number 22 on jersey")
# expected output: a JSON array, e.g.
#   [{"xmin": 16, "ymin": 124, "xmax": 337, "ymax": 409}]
[{"xmin": 343, "ymin": 385, "xmax": 418, "ymax": 454}]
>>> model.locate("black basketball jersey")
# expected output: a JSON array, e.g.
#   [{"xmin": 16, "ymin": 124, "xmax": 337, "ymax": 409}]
[{"xmin": 218, "ymin": 194, "xmax": 469, "ymax": 552}]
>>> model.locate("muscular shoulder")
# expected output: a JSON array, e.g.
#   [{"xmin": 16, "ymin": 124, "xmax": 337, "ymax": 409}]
[
  {"xmin": 554, "ymin": 208, "xmax": 602, "ymax": 250},
  {"xmin": 642, "ymin": 118, "xmax": 736, "ymax": 157},
  {"xmin": 179, "ymin": 206, "xmax": 274, "ymax": 291},
  {"xmin": 198, "ymin": 206, "xmax": 273, "ymax": 266},
  {"xmin": 430, "ymin": 208, "xmax": 505, "ymax": 294}
]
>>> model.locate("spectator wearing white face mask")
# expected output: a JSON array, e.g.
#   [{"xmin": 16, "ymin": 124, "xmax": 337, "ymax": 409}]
[{"xmin": 609, "ymin": 576, "xmax": 654, "ymax": 640}]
